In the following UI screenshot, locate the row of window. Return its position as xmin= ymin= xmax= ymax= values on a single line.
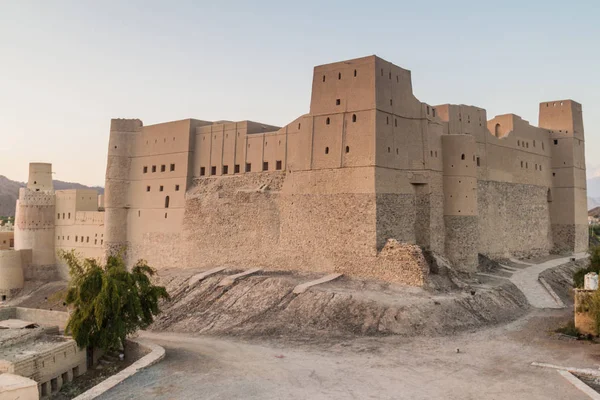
xmin=322 ymin=69 xmax=406 ymax=83
xmin=517 ymin=139 xmax=545 ymax=151
xmin=143 ymin=164 xmax=175 ymax=174
xmin=146 ymin=137 xmax=176 ymax=144
xmin=57 ymin=213 xmax=71 ymax=219
xmin=57 ymin=235 xmax=103 ymax=245
xmin=146 ymin=184 xmax=179 ymax=192
xmin=200 ymin=161 xmax=283 ymax=176
xmin=520 ymin=161 xmax=544 ymax=171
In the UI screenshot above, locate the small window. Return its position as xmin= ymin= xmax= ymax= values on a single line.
xmin=146 ymin=186 xmax=151 ymax=192
xmin=68 ymin=213 xmax=70 ymax=219
xmin=387 ymin=147 xmax=391 ymax=153
xmin=526 ymin=162 xmax=528 ymax=169
xmin=553 ymin=172 xmax=556 ymax=177
xmin=338 ymin=72 xmax=341 ymax=80
xmin=57 ymin=213 xmax=60 ymax=219
xmin=298 ymin=123 xmax=301 ymax=129
xmin=143 ymin=166 xmax=148 ymax=173
xmin=533 ymin=140 xmax=536 ymax=147
xmin=336 ymin=99 xmax=341 ymax=105
xmin=494 ymin=123 xmax=501 ymax=137
xmin=396 ymin=148 xmax=399 ymax=155
xmin=159 ymin=186 xmax=164 ymax=192
xmin=326 ymin=117 xmax=330 ymax=125
xmin=390 ymin=99 xmax=393 ymax=106
xmin=432 ymin=108 xmax=436 ymax=117
xmin=276 ymin=160 xmax=282 ymax=170
xmin=354 ymin=69 xmax=357 ymax=77
xmin=325 ymin=147 xmax=329 ymax=154
xmin=461 ymin=154 xmax=465 ymax=160
xmin=517 ymin=140 xmax=520 ymax=146
xmin=165 ymin=196 xmax=170 ymax=208
xmin=352 ymin=114 xmax=356 ymax=122
xmin=234 ymin=164 xmax=240 ymax=173
xmin=211 ymin=166 xmax=217 ymax=175
xmin=386 ymin=116 xmax=389 ymax=125
xmin=200 ymin=167 xmax=206 ymax=176
xmin=427 ymin=106 xmax=430 ymax=115
xmin=86 ymin=236 xmax=89 ymax=243
xmin=223 ymin=165 xmax=229 ymax=174
xmin=161 ymin=165 xmax=166 ymax=172
xmin=521 ymin=161 xmax=523 ymax=168
xmin=62 ymin=213 xmax=65 ymax=219
xmin=152 ymin=165 xmax=156 ymax=172
xmin=430 ymin=150 xmax=433 ymax=157
xmin=476 ymin=157 xmax=480 ymax=166
xmin=322 ymin=75 xmax=325 ymax=82
xmin=75 ymin=236 xmax=78 ymax=242
xmin=526 ymin=142 xmax=529 ymax=148
xmin=542 ymin=142 xmax=545 ymax=150
xmin=246 ymin=163 xmax=251 ymax=172
xmin=540 ymin=165 xmax=542 ymax=171
xmin=263 ymin=162 xmax=269 ymax=171
xmin=554 ymin=140 xmax=558 ymax=145
xmin=346 ymin=146 xmax=350 ymax=153
xmin=170 ymin=164 xmax=175 ymax=171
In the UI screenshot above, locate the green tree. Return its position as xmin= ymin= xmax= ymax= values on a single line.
xmin=59 ymin=250 xmax=169 ymax=352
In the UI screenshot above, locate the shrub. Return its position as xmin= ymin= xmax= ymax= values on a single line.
xmin=59 ymin=249 xmax=169 ymax=352
xmin=573 ymin=246 xmax=600 ymax=289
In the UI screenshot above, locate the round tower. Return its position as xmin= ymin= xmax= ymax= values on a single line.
xmin=0 ymin=250 xmax=25 ymax=300
xmin=104 ymin=119 xmax=142 ymax=260
xmin=14 ymin=163 xmax=56 ymax=268
xmin=442 ymin=135 xmax=478 ymax=271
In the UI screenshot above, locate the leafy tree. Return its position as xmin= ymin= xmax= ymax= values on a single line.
xmin=59 ymin=250 xmax=169 ymax=351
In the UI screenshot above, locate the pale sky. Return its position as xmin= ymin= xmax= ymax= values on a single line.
xmin=1 ymin=0 xmax=598 ymax=186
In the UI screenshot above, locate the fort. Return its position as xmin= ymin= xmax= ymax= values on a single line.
xmin=0 ymin=55 xmax=589 ymax=291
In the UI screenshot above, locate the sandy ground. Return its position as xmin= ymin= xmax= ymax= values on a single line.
xmin=96 ymin=308 xmax=598 ymax=400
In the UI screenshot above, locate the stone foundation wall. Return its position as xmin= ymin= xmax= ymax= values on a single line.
xmin=478 ymin=181 xmax=553 ymax=258
xmin=552 ymin=223 xmax=589 ymax=254
xmin=126 ymin=170 xmax=432 ymax=286
xmin=444 ymin=215 xmax=479 ymax=272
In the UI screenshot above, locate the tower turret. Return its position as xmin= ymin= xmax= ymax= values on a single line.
xmin=442 ymin=134 xmax=478 ymax=271
xmin=104 ymin=119 xmax=142 ymax=260
xmin=14 ymin=163 xmax=56 ymax=272
xmin=539 ymin=100 xmax=587 ymax=252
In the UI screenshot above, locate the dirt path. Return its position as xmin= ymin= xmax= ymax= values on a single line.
xmin=97 ymin=309 xmax=598 ymax=400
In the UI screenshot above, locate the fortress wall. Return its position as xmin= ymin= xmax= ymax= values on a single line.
xmin=477 ymin=181 xmax=552 ymax=258
xmin=0 ymin=250 xmax=24 ymax=297
xmin=125 ymin=168 xmax=443 ymax=283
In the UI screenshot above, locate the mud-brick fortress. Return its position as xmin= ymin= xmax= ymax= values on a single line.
xmin=0 ymin=163 xmax=105 ymax=299
xmin=0 ymin=55 xmax=588 ymax=290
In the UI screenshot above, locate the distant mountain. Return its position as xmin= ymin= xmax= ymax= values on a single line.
xmin=0 ymin=175 xmax=103 ymax=217
xmin=588 ymin=177 xmax=600 ymax=210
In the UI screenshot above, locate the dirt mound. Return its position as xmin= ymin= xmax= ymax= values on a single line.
xmin=539 ymin=259 xmax=589 ymax=305
xmin=151 ymin=270 xmax=529 ymax=339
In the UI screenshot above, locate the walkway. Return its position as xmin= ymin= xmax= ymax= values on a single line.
xmin=479 ymin=253 xmax=588 ymax=309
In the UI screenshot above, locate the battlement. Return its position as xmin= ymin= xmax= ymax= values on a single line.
xmin=109 ymin=118 xmax=143 ymax=133
xmin=539 ymin=99 xmax=584 ymax=139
